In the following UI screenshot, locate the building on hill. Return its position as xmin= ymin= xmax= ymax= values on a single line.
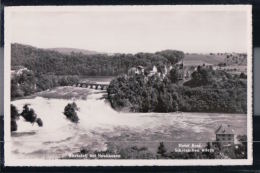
xmin=11 ymin=66 xmax=30 ymax=78
xmin=128 ymin=66 xmax=144 ymax=76
xmin=137 ymin=66 xmax=144 ymax=74
xmin=147 ymin=65 xmax=158 ymax=77
xmin=215 ymin=124 xmax=235 ymax=146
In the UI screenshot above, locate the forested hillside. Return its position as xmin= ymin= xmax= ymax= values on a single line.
xmin=11 ymin=43 xmax=184 ymax=99
xmin=11 ymin=43 xmax=184 ymax=76
xmin=107 ymin=66 xmax=247 ymax=113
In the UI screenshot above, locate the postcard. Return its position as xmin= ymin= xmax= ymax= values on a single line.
xmin=4 ymin=5 xmax=252 ymax=166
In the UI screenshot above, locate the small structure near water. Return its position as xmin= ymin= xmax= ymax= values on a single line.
xmin=128 ymin=66 xmax=145 ymax=76
xmin=215 ymin=124 xmax=235 ymax=146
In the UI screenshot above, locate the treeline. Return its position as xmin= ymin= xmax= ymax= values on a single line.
xmin=11 ymin=43 xmax=184 ymax=76
xmin=107 ymin=66 xmax=247 ymax=113
xmin=11 ymin=69 xmax=79 ymax=99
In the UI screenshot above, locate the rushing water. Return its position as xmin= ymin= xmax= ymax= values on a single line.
xmin=10 ymin=86 xmax=247 ymax=159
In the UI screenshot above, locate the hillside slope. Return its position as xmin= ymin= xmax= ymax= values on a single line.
xmin=11 ymin=43 xmax=184 ymax=76
xmin=184 ymin=54 xmax=226 ymax=66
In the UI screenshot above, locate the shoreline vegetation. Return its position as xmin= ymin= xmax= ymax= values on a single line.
xmin=12 ymin=86 xmax=91 ymax=101
xmin=107 ymin=60 xmax=246 ymax=114
xmin=107 ymin=71 xmax=246 ymax=114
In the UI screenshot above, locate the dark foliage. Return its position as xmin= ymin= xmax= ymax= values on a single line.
xmin=168 ymin=66 xmax=179 ymax=83
xmin=118 ymin=146 xmax=155 ymax=159
xmin=157 ymin=142 xmax=167 ymax=157
xmin=235 ymin=135 xmax=247 ymax=159
xmin=11 ymin=43 xmax=184 ymax=76
xmin=11 ymin=104 xmax=20 ymax=120
xmin=20 ymin=104 xmax=37 ymax=123
xmin=239 ymin=72 xmax=247 ymax=79
xmin=183 ymin=66 xmax=214 ymax=87
xmin=11 ymin=70 xmax=79 ymax=99
xmin=11 ymin=104 xmax=20 ymax=131
xmin=11 ymin=104 xmax=43 ymax=131
xmin=11 ymin=120 xmax=18 ymax=132
xmin=64 ymin=102 xmax=79 ymax=123
xmin=155 ymin=50 xmax=184 ymax=65
xmin=36 ymin=118 xmax=43 ymax=127
xmin=11 ymin=44 xmax=184 ymax=99
xmin=11 ymin=70 xmax=36 ymax=99
xmin=35 ymin=74 xmax=80 ymax=91
xmin=108 ymin=67 xmax=247 ymax=113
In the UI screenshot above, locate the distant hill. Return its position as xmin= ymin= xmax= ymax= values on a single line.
xmin=47 ymin=47 xmax=107 ymax=55
xmin=11 ymin=43 xmax=184 ymax=76
xmin=183 ymin=53 xmax=247 ymax=66
xmin=184 ymin=54 xmax=226 ymax=66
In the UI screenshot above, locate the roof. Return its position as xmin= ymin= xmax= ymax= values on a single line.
xmin=215 ymin=124 xmax=234 ymax=135
xmin=137 ymin=65 xmax=144 ymax=69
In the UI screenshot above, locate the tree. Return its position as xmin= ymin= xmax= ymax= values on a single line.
xmin=235 ymin=135 xmax=247 ymax=159
xmin=21 ymin=104 xmax=37 ymax=123
xmin=184 ymin=66 xmax=214 ymax=87
xmin=11 ymin=119 xmax=18 ymax=132
xmin=64 ymin=102 xmax=79 ymax=123
xmin=155 ymin=50 xmax=184 ymax=65
xmin=11 ymin=104 xmax=19 ymax=131
xmin=169 ymin=67 xmax=179 ymax=83
xmin=12 ymin=104 xmax=43 ymax=131
xmin=11 ymin=104 xmax=19 ymax=120
xmin=239 ymin=72 xmax=247 ymax=79
xmin=205 ymin=142 xmax=215 ymax=159
xmin=20 ymin=104 xmax=43 ymax=127
xmin=36 ymin=118 xmax=43 ymax=127
xmin=18 ymin=70 xmax=36 ymax=96
xmin=157 ymin=142 xmax=167 ymax=157
xmin=11 ymin=77 xmax=24 ymax=98
xmin=12 ymin=43 xmax=184 ymax=77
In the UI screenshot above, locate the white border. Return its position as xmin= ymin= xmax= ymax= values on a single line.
xmin=4 ymin=5 xmax=253 ymax=166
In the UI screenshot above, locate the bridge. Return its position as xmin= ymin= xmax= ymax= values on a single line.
xmin=73 ymin=82 xmax=109 ymax=90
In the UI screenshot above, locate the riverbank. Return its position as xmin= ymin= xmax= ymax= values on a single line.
xmin=12 ymin=86 xmax=92 ymax=101
xmin=107 ymin=69 xmax=247 ymax=113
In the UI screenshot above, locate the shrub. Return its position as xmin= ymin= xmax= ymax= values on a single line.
xmin=20 ymin=104 xmax=43 ymax=126
xmin=11 ymin=104 xmax=43 ymax=131
xmin=107 ymin=66 xmax=246 ymax=113
xmin=64 ymin=102 xmax=79 ymax=123
xmin=157 ymin=142 xmax=167 ymax=157
xmin=11 ymin=104 xmax=20 ymax=132
xmin=36 ymin=118 xmax=43 ymax=127
xmin=21 ymin=105 xmax=37 ymax=123
xmin=11 ymin=119 xmax=18 ymax=132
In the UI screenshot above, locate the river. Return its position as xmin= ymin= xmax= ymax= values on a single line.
xmin=10 ymin=86 xmax=247 ymax=159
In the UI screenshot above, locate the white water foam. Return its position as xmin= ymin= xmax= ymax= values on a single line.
xmin=10 ymin=88 xmax=247 ymax=159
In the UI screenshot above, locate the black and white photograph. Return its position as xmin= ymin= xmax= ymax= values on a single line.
xmin=4 ymin=5 xmax=252 ymax=166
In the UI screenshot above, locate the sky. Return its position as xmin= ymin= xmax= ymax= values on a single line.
xmin=7 ymin=6 xmax=251 ymax=54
